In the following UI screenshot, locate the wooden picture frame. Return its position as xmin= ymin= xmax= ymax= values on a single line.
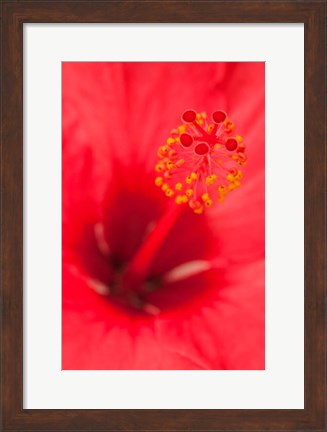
xmin=1 ymin=1 xmax=325 ymax=431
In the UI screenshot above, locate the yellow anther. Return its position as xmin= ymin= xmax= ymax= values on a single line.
xmin=218 ymin=196 xmax=225 ymax=203
xmin=175 ymin=194 xmax=188 ymax=204
xmin=236 ymin=135 xmax=243 ymax=143
xmin=207 ymin=124 xmax=214 ymax=133
xmin=235 ymin=170 xmax=243 ymax=180
xmin=194 ymin=205 xmax=204 ymax=214
xmin=204 ymin=199 xmax=213 ymax=207
xmin=234 ymin=180 xmax=241 ymax=187
xmin=178 ymin=125 xmax=186 ymax=133
xmin=227 ymin=173 xmax=235 ymax=182
xmin=160 ymin=145 xmax=169 ymax=154
xmin=155 ymin=163 xmax=165 ymax=172
xmin=161 ymin=183 xmax=169 ymax=192
xmin=225 ymin=121 xmax=234 ymax=132
xmin=206 ymin=174 xmax=217 ymax=185
xmin=196 ymin=113 xmax=204 ymax=125
xmin=202 ymin=192 xmax=210 ymax=202
xmin=229 ymin=183 xmax=236 ymax=191
xmin=165 ymin=189 xmax=174 ymax=197
xmin=218 ymin=185 xmax=227 ymax=194
xmin=175 ymin=159 xmax=185 ymax=168
xmin=166 ymin=160 xmax=174 ymax=170
xmin=191 ymin=172 xmax=198 ymax=180
xmin=186 ymin=189 xmax=193 ymax=197
xmin=235 ymin=153 xmax=247 ymax=166
xmin=175 ymin=183 xmax=183 ymax=191
xmin=155 ymin=177 xmax=163 ymax=187
xmin=185 ymin=172 xmax=197 ymax=184
xmin=166 ymin=137 xmax=175 ymax=146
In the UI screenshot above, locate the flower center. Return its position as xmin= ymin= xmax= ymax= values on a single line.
xmin=155 ymin=109 xmax=247 ymax=214
xmin=89 ymin=201 xmax=212 ymax=315
xmin=83 ymin=109 xmax=248 ymax=315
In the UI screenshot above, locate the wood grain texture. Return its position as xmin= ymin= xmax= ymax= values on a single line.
xmin=1 ymin=1 xmax=325 ymax=431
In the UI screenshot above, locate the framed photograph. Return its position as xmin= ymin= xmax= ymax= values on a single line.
xmin=1 ymin=1 xmax=325 ymax=431
xmin=61 ymin=60 xmax=265 ymax=372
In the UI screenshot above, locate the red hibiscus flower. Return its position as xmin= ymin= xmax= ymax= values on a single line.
xmin=62 ymin=62 xmax=265 ymax=370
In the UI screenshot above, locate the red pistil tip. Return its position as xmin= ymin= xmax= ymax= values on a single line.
xmin=225 ymin=137 xmax=238 ymax=151
xmin=182 ymin=109 xmax=197 ymax=123
xmin=155 ymin=110 xmax=247 ymax=213
xmin=212 ymin=110 xmax=227 ymax=124
xmin=195 ymin=142 xmax=209 ymax=155
xmin=180 ymin=133 xmax=193 ymax=147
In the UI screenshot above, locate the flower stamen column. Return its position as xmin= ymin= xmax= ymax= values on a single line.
xmin=121 ymin=204 xmax=184 ymax=295
xmin=121 ymin=109 xmax=247 ymax=302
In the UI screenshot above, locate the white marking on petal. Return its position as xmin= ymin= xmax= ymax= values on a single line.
xmin=163 ymin=260 xmax=212 ymax=283
xmin=142 ymin=303 xmax=160 ymax=316
xmin=94 ymin=223 xmax=110 ymax=256
xmin=88 ymin=278 xmax=110 ymax=296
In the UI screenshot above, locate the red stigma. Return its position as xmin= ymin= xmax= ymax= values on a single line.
xmin=225 ymin=138 xmax=238 ymax=151
xmin=195 ymin=142 xmax=209 ymax=155
xmin=212 ymin=110 xmax=227 ymax=124
xmin=182 ymin=109 xmax=197 ymax=123
xmin=180 ymin=133 xmax=193 ymax=147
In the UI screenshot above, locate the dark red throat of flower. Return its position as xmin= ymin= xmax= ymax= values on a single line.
xmin=121 ymin=204 xmax=184 ymax=297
